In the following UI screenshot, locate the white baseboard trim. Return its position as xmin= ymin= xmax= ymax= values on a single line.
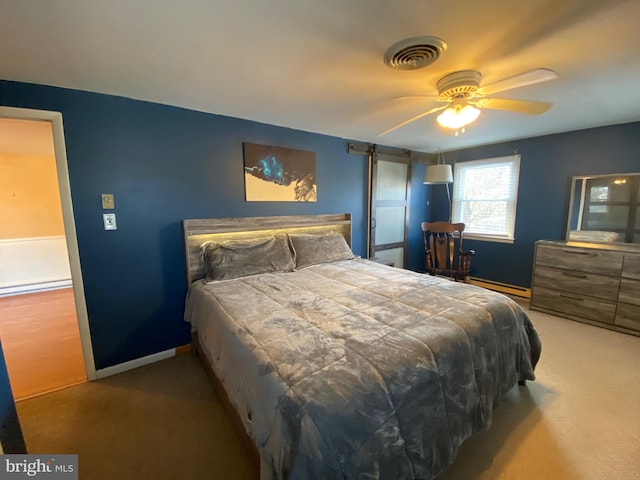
xmin=0 ymin=279 xmax=72 ymax=297
xmin=95 ymin=348 xmax=177 ymax=380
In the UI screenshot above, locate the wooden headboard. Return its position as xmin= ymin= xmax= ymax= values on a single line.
xmin=182 ymin=213 xmax=352 ymax=286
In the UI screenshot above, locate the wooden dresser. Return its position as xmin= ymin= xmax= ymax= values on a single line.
xmin=530 ymin=240 xmax=640 ymax=335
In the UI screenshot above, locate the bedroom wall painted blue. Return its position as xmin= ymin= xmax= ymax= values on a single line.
xmin=428 ymin=122 xmax=640 ymax=287
xmin=0 ymin=80 xmax=370 ymax=369
xmin=407 ymin=161 xmax=431 ymax=271
xmin=3 ymin=79 xmax=637 ymax=368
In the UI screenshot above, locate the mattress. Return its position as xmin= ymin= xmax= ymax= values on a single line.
xmin=184 ymin=258 xmax=541 ymax=479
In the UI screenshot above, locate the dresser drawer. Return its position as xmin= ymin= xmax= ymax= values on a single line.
xmin=535 ymin=244 xmax=623 ymax=276
xmin=531 ymin=287 xmax=617 ymax=324
xmin=619 ymin=278 xmax=640 ymax=306
xmin=615 ymin=303 xmax=640 ymax=331
xmin=622 ymin=254 xmax=640 ymax=280
xmin=533 ymin=265 xmax=620 ymax=300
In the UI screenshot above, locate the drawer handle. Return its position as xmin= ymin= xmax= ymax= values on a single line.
xmin=561 ymin=250 xmax=594 ymax=256
xmin=561 ymin=271 xmax=588 ymax=279
xmin=560 ymin=294 xmax=584 ymax=301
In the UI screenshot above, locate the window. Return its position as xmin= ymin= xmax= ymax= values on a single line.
xmin=451 ymin=155 xmax=520 ymax=243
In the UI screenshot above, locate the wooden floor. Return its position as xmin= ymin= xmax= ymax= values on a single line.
xmin=0 ymin=288 xmax=86 ymax=400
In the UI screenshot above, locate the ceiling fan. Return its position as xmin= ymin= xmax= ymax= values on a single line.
xmin=378 ymin=68 xmax=559 ymax=137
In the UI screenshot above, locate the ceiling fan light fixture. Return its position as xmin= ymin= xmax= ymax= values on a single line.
xmin=436 ymin=102 xmax=481 ymax=130
xmin=379 ymin=67 xmax=556 ymax=138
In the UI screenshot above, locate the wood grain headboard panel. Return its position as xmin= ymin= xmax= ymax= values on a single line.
xmin=182 ymin=213 xmax=352 ymax=286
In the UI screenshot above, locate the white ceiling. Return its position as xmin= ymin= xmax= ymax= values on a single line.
xmin=2 ymin=0 xmax=640 ymax=153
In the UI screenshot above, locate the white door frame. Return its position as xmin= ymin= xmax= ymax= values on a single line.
xmin=0 ymin=106 xmax=96 ymax=380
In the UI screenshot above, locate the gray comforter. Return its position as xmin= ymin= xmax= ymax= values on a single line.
xmin=184 ymin=259 xmax=541 ymax=480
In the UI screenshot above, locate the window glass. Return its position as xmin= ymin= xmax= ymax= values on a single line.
xmin=451 ymin=155 xmax=520 ymax=243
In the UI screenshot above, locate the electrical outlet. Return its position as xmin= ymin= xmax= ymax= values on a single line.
xmin=102 ymin=194 xmax=115 ymax=209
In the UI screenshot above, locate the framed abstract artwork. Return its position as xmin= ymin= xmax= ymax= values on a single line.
xmin=243 ymin=142 xmax=317 ymax=202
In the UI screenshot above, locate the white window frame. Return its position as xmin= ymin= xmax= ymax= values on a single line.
xmin=451 ymin=155 xmax=521 ymax=244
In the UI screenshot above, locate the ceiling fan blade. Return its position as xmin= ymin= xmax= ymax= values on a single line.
xmin=378 ymin=105 xmax=448 ymax=137
xmin=475 ymin=97 xmax=552 ymax=115
xmin=392 ymin=94 xmax=442 ymax=101
xmin=477 ymin=68 xmax=559 ymax=96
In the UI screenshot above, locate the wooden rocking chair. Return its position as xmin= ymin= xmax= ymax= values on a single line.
xmin=421 ymin=221 xmax=475 ymax=281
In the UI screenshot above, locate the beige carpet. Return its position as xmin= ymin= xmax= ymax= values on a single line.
xmin=441 ymin=299 xmax=640 ymax=480
xmin=16 ymin=302 xmax=640 ymax=479
xmin=17 ymin=351 xmax=258 ymax=480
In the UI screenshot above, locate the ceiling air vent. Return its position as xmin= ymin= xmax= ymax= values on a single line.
xmin=384 ymin=36 xmax=447 ymax=71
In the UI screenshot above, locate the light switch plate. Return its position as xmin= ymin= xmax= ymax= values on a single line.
xmin=102 ymin=194 xmax=115 ymax=209
xmin=103 ymin=213 xmax=117 ymax=230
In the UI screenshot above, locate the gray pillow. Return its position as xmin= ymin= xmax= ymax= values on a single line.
xmin=288 ymin=233 xmax=355 ymax=269
xmin=202 ymin=234 xmax=295 ymax=282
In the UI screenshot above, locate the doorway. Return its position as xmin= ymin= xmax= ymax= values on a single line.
xmin=0 ymin=107 xmax=96 ymax=400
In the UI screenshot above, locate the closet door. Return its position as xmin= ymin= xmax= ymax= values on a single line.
xmin=370 ymin=154 xmax=411 ymax=268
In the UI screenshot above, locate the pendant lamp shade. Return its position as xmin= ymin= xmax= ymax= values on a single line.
xmin=423 ymin=164 xmax=453 ymax=184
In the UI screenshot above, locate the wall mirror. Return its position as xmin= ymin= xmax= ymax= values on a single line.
xmin=567 ymin=173 xmax=640 ymax=244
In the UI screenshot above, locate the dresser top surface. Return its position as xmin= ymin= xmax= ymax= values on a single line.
xmin=537 ymin=240 xmax=640 ymax=254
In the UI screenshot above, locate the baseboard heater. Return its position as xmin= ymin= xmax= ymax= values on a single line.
xmin=466 ymin=277 xmax=531 ymax=299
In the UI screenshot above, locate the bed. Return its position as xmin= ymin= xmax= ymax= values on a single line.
xmin=182 ymin=213 xmax=541 ymax=480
